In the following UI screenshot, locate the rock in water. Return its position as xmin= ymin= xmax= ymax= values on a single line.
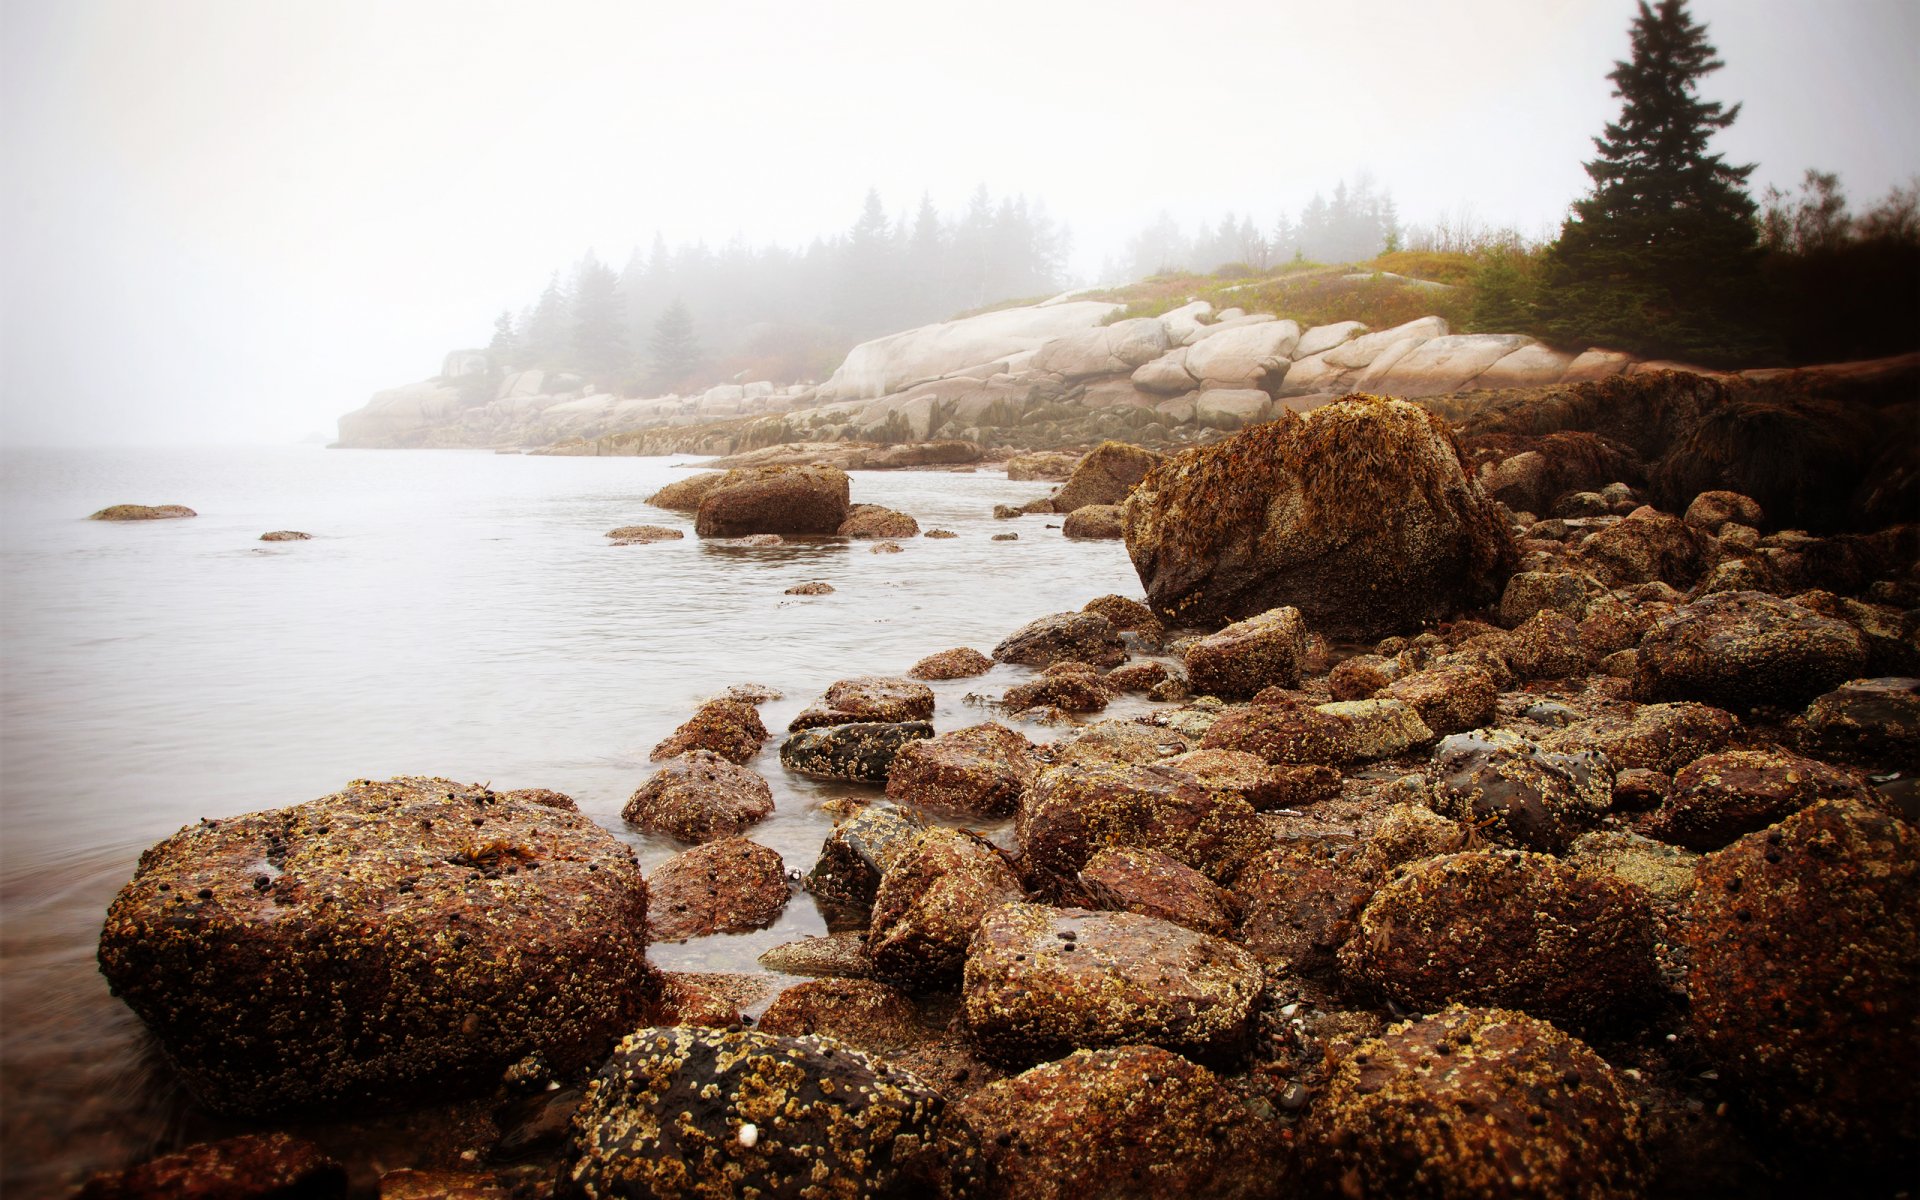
xmin=563 ymin=1027 xmax=942 ymax=1199
xmin=89 ymin=504 xmax=196 ymax=520
xmin=1049 ymin=440 xmax=1161 ymax=513
xmin=779 ymin=721 xmax=933 ymax=783
xmin=1296 ymin=1006 xmax=1648 ymax=1200
xmin=1122 ymin=395 xmax=1515 ymax=638
xmin=96 ymin=777 xmax=649 ymax=1115
xmin=623 ymin=750 xmax=774 ymax=842
xmin=692 ymin=465 xmax=850 ymax=537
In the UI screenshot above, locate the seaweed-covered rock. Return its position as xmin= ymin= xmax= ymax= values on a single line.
xmin=1017 ymin=759 xmax=1269 ymax=886
xmin=1382 ymin=664 xmax=1498 ymax=736
xmin=562 ymin=1027 xmax=941 ymax=1199
xmin=89 ymin=504 xmax=197 ymax=521
xmin=646 ymin=471 xmax=726 ymax=512
xmin=1080 ymin=593 xmax=1158 ymax=632
xmin=884 ymin=723 xmax=1038 ymax=818
xmin=76 ymin=1133 xmax=346 ymax=1200
xmin=962 ymin=904 xmax=1261 ymax=1067
xmin=1796 ymin=676 xmax=1920 ymax=769
xmin=96 ymin=778 xmax=649 ymax=1115
xmin=1685 ymin=800 xmax=1919 ymax=1161
xmin=1545 ymin=701 xmax=1736 ymax=774
xmin=907 ymin=647 xmax=993 ymax=680
xmin=1076 ymin=846 xmax=1238 ymax=936
xmin=1576 ymin=506 xmax=1712 ymax=588
xmin=1182 ymin=606 xmax=1307 ymax=699
xmin=940 ymin=1046 xmax=1272 ymax=1200
xmin=992 ymin=612 xmax=1127 ymax=669
xmin=1340 ymin=850 xmax=1658 ymax=1029
xmin=622 ymin=750 xmax=773 ymax=843
xmin=692 ymin=465 xmax=851 ymax=537
xmin=1006 ymin=450 xmax=1080 ymax=481
xmin=779 ymin=721 xmax=933 ymax=783
xmin=755 ymin=978 xmax=922 ymax=1054
xmin=837 ymin=503 xmax=919 ymax=539
xmin=1426 ymin=729 xmax=1613 ymax=853
xmin=1122 ymin=396 xmax=1516 ymax=638
xmin=1060 ymin=504 xmax=1124 ymax=539
xmin=1646 ymin=747 xmax=1871 ymax=851
xmin=1498 ymin=569 xmax=1590 ymax=627
xmin=1296 ymin=1006 xmax=1648 ymax=1200
xmin=649 ymin=698 xmax=769 ymax=765
xmin=1002 ymin=672 xmax=1111 ymax=714
xmin=1634 ymin=590 xmax=1868 ymax=711
xmin=1197 ymin=700 xmax=1352 ymax=766
xmin=1050 ymin=441 xmax=1161 ymax=513
xmin=646 ymin=838 xmax=787 ymax=941
xmin=1233 ymin=843 xmax=1374 ymax=976
xmin=869 ymin=828 xmax=1024 ymax=992
xmin=789 ymin=676 xmax=935 ymax=732
xmin=804 ymin=803 xmax=927 ymax=912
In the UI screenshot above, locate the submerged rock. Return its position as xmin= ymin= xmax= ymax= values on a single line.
xmin=962 ymin=903 xmax=1261 ymax=1067
xmin=906 ymin=646 xmax=993 ymax=680
xmin=96 ymin=777 xmax=649 ymax=1115
xmin=649 ymin=698 xmax=769 ymax=766
xmin=1122 ymin=395 xmax=1515 ymax=638
xmin=606 ymin=525 xmax=682 ymax=545
xmin=1296 ymin=1006 xmax=1648 ymax=1200
xmin=563 ymin=1027 xmax=942 ymax=1200
xmin=89 ymin=504 xmax=197 ymax=521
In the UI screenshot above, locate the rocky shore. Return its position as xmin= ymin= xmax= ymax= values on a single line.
xmin=94 ymin=389 xmax=1918 ymax=1196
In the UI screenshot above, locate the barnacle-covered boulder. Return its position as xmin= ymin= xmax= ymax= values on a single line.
xmin=1426 ymin=728 xmax=1613 ymax=853
xmin=563 ymin=1027 xmax=942 ymax=1199
xmin=622 ymin=750 xmax=773 ymax=843
xmin=1296 ymin=1006 xmax=1648 ymax=1200
xmin=992 ymin=612 xmax=1127 ymax=669
xmin=907 ymin=646 xmax=993 ymax=680
xmin=1645 ymin=747 xmax=1871 ymax=851
xmin=645 ymin=838 xmax=787 ymax=941
xmin=96 ymin=777 xmax=649 ymax=1116
xmin=1049 ymin=440 xmax=1162 ymax=513
xmin=1181 ymin=606 xmax=1307 ymax=699
xmin=692 ymin=465 xmax=851 ymax=537
xmin=1122 ymin=396 xmax=1516 ymax=638
xmin=868 ymin=827 xmax=1024 ymax=992
xmin=1633 ymin=590 xmax=1868 ymax=711
xmin=649 ymin=698 xmax=769 ymax=765
xmin=803 ymin=801 xmax=928 ymax=914
xmin=779 ymin=721 xmax=933 ymax=783
xmin=885 ymin=722 xmax=1039 ymax=818
xmin=788 ymin=676 xmax=935 ymax=731
xmin=1016 ymin=759 xmax=1269 ymax=886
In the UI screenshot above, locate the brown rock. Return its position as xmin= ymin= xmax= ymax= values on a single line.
xmin=755 ymin=978 xmax=922 ymax=1053
xmin=869 ymin=827 xmax=1024 ymax=992
xmin=1122 ymin=395 xmax=1516 ymax=638
xmin=1576 ymin=506 xmax=1712 ymax=588
xmin=95 ymin=778 xmax=648 ymax=1115
xmin=1685 ymin=800 xmax=1919 ymax=1162
xmin=1498 ymin=569 xmax=1591 ymax=627
xmin=1683 ymin=489 xmax=1764 ymax=532
xmin=1050 ymin=440 xmax=1161 ymax=512
xmin=1426 ymin=728 xmax=1614 ymax=853
xmin=1502 ymin=609 xmax=1588 ymax=679
xmin=1382 ymin=664 xmax=1498 ymax=735
xmin=991 ymin=611 xmax=1126 ymax=669
xmin=1002 ymin=672 xmax=1110 ymax=714
xmin=1328 ymin=652 xmax=1403 ymax=700
xmin=1297 ymin=1006 xmax=1648 ymax=1200
xmin=1634 ymin=590 xmax=1869 ymax=711
xmin=941 ymin=1046 xmax=1273 ymax=1200
xmin=1004 ymin=450 xmax=1080 ymax=481
xmin=1647 ymin=747 xmax=1871 ymax=850
xmin=1076 ymin=846 xmax=1238 ymax=936
xmin=606 ymin=525 xmax=683 ymax=545
xmin=1356 ymin=802 xmax=1465 ymax=876
xmin=1233 ymin=842 xmax=1374 ymax=976
xmin=783 ymin=580 xmax=833 ymax=595
xmin=1340 ymin=850 xmax=1659 ymax=1029
xmin=837 ymin=503 xmax=920 ymax=539
xmin=76 ymin=1133 xmax=346 ymax=1200
xmin=788 ymin=676 xmax=935 ymax=731
xmin=778 ymin=721 xmax=934 ymax=783
xmin=1182 ymin=606 xmax=1307 ymax=700
xmin=649 ymin=698 xmax=769 ymax=765
xmin=1197 ymin=700 xmax=1352 ymax=766
xmin=906 ymin=646 xmax=993 ymax=680
xmin=646 ymin=471 xmax=726 ymax=512
xmin=646 ymin=837 xmax=787 ymax=941
xmin=1060 ymin=504 xmax=1124 ymax=539
xmin=499 ymin=787 xmax=577 ymax=811
xmin=885 ymin=723 xmax=1038 ymax=818
xmin=1545 ymin=701 xmax=1737 ymax=774
xmin=1049 ymin=719 xmax=1191 ymax=767
xmin=89 ymin=504 xmax=197 ymax=521
xmin=1079 ymin=593 xmax=1158 ymax=632
xmin=1017 ymin=759 xmax=1270 ymax=886
xmin=1156 ymin=747 xmax=1330 ymax=812
xmin=1797 ymin=676 xmax=1920 ymax=769
xmin=1103 ymin=660 xmax=1171 ymax=692
xmin=962 ymin=904 xmax=1262 ymax=1067
xmin=693 ymin=465 xmax=851 ymax=537
xmin=757 ymin=931 xmax=873 ymax=979
xmin=622 ymin=750 xmax=774 ymax=843
xmin=259 ymin=530 xmax=313 ymax=542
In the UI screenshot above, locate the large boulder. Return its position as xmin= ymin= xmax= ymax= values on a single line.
xmin=885 ymin=722 xmax=1038 ymax=818
xmin=1633 ymin=590 xmax=1869 ymax=711
xmin=821 ymin=300 xmax=1122 ymax=399
xmin=992 ymin=612 xmax=1126 ymax=669
xmin=1049 ymin=441 xmax=1162 ymax=513
xmin=962 ymin=904 xmax=1262 ymax=1067
xmin=96 ymin=778 xmax=649 ymax=1115
xmin=1426 ymin=728 xmax=1613 ymax=853
xmin=647 ymin=471 xmax=727 ymax=512
xmin=1645 ymin=747 xmax=1871 ymax=851
xmin=622 ymin=750 xmax=773 ymax=842
xmin=645 ymin=837 xmax=787 ymax=941
xmin=693 ymin=466 xmax=851 ymax=537
xmin=1182 ymin=320 xmax=1300 ymax=388
xmin=939 ymin=1046 xmax=1273 ymax=1200
xmin=1123 ymin=396 xmax=1515 ymax=638
xmin=1029 ymin=318 xmax=1171 ymax=379
xmin=1362 ymin=333 xmax=1538 ymax=397
xmin=868 ymin=827 xmax=1024 ymax=992
xmin=1296 ymin=1006 xmax=1648 ymax=1200
xmin=1685 ymin=800 xmax=1918 ymax=1162
xmin=563 ymin=1027 xmax=943 ymax=1198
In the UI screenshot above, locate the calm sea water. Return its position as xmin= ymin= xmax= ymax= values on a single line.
xmin=0 ymin=445 xmax=1146 ymax=1195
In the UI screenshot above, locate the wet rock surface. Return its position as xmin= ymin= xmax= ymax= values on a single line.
xmin=96 ymin=777 xmax=650 ymax=1115
xmin=754 ymin=978 xmax=923 ymax=1054
xmin=1060 ymin=504 xmax=1124 ymax=539
xmin=1075 ymin=845 xmax=1239 ymax=936
xmin=562 ymin=1027 xmax=942 ymax=1200
xmin=1296 ymin=1006 xmax=1649 ymax=1200
xmin=1381 ymin=663 xmax=1498 ymax=735
xmin=645 ymin=837 xmax=787 ymax=941
xmin=906 ymin=646 xmax=992 ymax=680
xmin=868 ymin=827 xmax=1024 ymax=993
xmin=1633 ymin=589 xmax=1869 ymax=711
xmin=779 ymin=720 xmax=933 ymax=783
xmin=1341 ymin=850 xmax=1658 ymax=1029
xmin=963 ymin=904 xmax=1262 ymax=1067
xmin=1426 ymin=728 xmax=1613 ymax=852
xmin=884 ymin=722 xmax=1037 ymax=818
xmin=692 ymin=465 xmax=851 ymax=537
xmin=1684 ymin=799 xmax=1919 ymax=1162
xmin=1544 ymin=700 xmax=1735 ymax=773
xmin=1796 ymin=675 xmax=1920 ymax=768
xmin=788 ymin=676 xmax=935 ymax=731
xmin=940 ymin=1045 xmax=1275 ymax=1200
xmin=76 ymin=1133 xmax=346 ymax=1200
xmin=648 ymin=698 xmax=769 ymax=765
xmin=621 ymin=750 xmax=773 ymax=843
xmin=605 ymin=525 xmax=682 ymax=545
xmin=991 ymin=611 xmax=1127 ymax=669
xmin=836 ymin=503 xmax=920 ymax=539
xmin=1182 ymin=606 xmax=1306 ymax=699
xmin=1645 ymin=747 xmax=1870 ymax=850
xmin=89 ymin=504 xmax=197 ymax=520
xmin=1233 ymin=842 xmax=1373 ymax=977
xmin=1017 ymin=758 xmax=1270 ymax=886
xmin=803 ymin=801 xmax=928 ymax=915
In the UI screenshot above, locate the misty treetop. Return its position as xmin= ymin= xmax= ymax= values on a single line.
xmin=479 ymin=185 xmax=1070 ymax=395
xmin=1112 ymin=175 xmax=1403 ymax=280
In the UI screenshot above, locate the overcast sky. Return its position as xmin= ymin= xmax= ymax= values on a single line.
xmin=3 ymin=0 xmax=1916 ymax=446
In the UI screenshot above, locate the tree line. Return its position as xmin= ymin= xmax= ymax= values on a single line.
xmin=1110 ymin=175 xmax=1404 ymax=282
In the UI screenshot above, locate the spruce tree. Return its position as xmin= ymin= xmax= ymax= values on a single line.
xmin=1537 ymin=0 xmax=1761 ymax=363
xmin=647 ymin=300 xmax=702 ymax=393
xmin=570 ymin=252 xmax=630 ymax=384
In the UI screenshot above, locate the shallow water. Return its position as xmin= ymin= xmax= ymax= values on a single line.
xmin=0 ymin=445 xmax=1146 ymax=1194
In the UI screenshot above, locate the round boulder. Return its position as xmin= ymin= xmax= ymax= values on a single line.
xmin=622 ymin=751 xmax=773 ymax=843
xmin=885 ymin=722 xmax=1038 ymax=818
xmin=649 ymin=699 xmax=768 ymax=765
xmin=1060 ymin=504 xmax=1124 ymax=539
xmin=837 ymin=503 xmax=920 ymax=539
xmin=1645 ymin=747 xmax=1871 ymax=851
xmin=645 ymin=838 xmax=787 ymax=941
xmin=992 ymin=612 xmax=1127 ymax=669
xmin=693 ymin=465 xmax=851 ymax=538
xmin=789 ymin=676 xmax=935 ymax=731
xmin=1017 ymin=759 xmax=1269 ymax=886
xmin=1427 ymin=728 xmax=1613 ymax=853
xmin=96 ymin=777 xmax=649 ymax=1115
xmin=907 ymin=647 xmax=992 ymax=680
xmin=778 ymin=721 xmax=933 ymax=783
xmin=1049 ymin=441 xmax=1161 ymax=513
xmin=1633 ymin=590 xmax=1869 ymax=712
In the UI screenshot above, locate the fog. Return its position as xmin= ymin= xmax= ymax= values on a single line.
xmin=3 ymin=0 xmax=1915 ymax=447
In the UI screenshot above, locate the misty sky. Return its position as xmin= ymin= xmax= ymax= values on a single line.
xmin=3 ymin=0 xmax=1916 ymax=446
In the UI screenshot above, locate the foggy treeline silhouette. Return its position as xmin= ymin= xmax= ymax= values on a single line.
xmin=1111 ymin=175 xmax=1403 ymax=281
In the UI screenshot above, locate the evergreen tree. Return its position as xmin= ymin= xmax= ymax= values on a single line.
xmin=1536 ymin=0 xmax=1761 ymax=362
xmin=487 ymin=310 xmax=521 ymax=370
xmin=570 ymin=251 xmax=630 ymax=384
xmin=648 ymin=299 xmax=702 ymax=392
xmin=524 ymin=273 xmax=570 ymax=369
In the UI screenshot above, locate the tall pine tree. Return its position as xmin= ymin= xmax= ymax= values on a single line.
xmin=570 ymin=252 xmax=630 ymax=384
xmin=647 ymin=300 xmax=702 ymax=393
xmin=1537 ymin=0 xmax=1761 ymax=363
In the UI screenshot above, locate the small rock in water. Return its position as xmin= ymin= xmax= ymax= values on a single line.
xmin=870 ymin=541 xmax=904 ymax=554
xmin=259 ymin=530 xmax=312 ymax=542
xmin=89 ymin=504 xmax=196 ymax=521
xmin=784 ymin=580 xmax=834 ymax=595
xmin=924 ymin=529 xmax=958 ymax=538
xmin=992 ymin=532 xmax=1018 ymax=541
xmin=606 ymin=525 xmax=683 ymax=545
xmin=907 ymin=647 xmax=993 ymax=681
